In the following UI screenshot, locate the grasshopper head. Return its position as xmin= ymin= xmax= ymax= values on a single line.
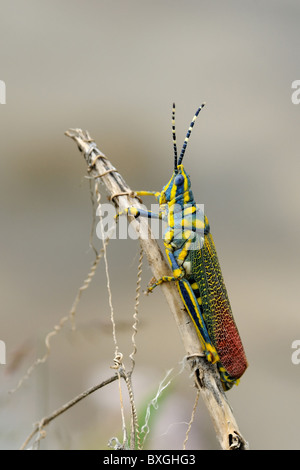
xmin=159 ymin=164 xmax=191 ymax=205
xmin=159 ymin=103 xmax=205 ymax=206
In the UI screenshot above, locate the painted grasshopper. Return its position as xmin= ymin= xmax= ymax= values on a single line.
xmin=119 ymin=104 xmax=247 ymax=390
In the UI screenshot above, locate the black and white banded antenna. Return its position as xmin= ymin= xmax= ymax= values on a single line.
xmin=177 ymin=103 xmax=206 ymax=166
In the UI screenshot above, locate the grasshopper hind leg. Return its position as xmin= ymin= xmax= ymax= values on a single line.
xmin=177 ymin=279 xmax=219 ymax=364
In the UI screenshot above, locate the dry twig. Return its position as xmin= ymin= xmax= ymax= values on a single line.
xmin=20 ymin=374 xmax=119 ymax=450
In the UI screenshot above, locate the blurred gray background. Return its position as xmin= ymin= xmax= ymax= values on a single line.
xmin=0 ymin=0 xmax=299 ymax=450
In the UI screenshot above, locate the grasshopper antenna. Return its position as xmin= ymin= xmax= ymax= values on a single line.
xmin=178 ymin=103 xmax=206 ymax=166
xmin=172 ymin=103 xmax=178 ymax=173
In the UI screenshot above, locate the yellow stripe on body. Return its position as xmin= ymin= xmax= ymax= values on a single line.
xmin=183 ymin=206 xmax=196 ymax=216
xmin=193 ymin=219 xmax=205 ymax=230
xmin=175 ymin=165 xmax=190 ymax=204
xmin=177 ymin=237 xmax=192 ymax=263
xmin=159 ymin=174 xmax=174 ymax=205
xmin=182 ymin=230 xmax=191 ymax=240
xmin=170 ymin=177 xmax=177 ymax=201
xmin=168 ymin=211 xmax=174 ymax=236
xmin=164 ymin=229 xmax=174 ymax=244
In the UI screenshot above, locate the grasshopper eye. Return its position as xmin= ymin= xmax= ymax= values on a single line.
xmin=175 ymin=174 xmax=184 ymax=186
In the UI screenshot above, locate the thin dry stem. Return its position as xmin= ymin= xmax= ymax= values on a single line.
xmin=20 ymin=374 xmax=119 ymax=450
xmin=183 ymin=389 xmax=200 ymax=449
xmin=129 ymin=245 xmax=143 ymax=373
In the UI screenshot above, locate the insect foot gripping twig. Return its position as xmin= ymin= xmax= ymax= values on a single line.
xmin=65 ymin=128 xmax=249 ymax=450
